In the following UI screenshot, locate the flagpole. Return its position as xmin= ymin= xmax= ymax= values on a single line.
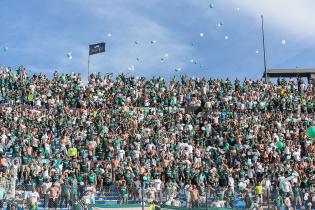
xmin=87 ymin=42 xmax=105 ymax=82
xmin=88 ymin=55 xmax=90 ymax=82
xmin=261 ymin=15 xmax=268 ymax=83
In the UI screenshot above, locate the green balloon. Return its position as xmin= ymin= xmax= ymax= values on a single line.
xmin=276 ymin=141 xmax=285 ymax=149
xmin=3 ymin=47 xmax=8 ymax=52
xmin=209 ymin=3 xmax=214 ymax=8
xmin=306 ymin=126 xmax=315 ymax=138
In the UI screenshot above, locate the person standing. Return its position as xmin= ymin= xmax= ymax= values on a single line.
xmin=153 ymin=176 xmax=162 ymax=202
xmin=191 ymin=185 xmax=200 ymax=208
xmin=292 ymin=182 xmax=302 ymax=210
xmin=48 ymin=183 xmax=60 ymax=210
xmin=255 ymin=182 xmax=263 ymax=205
xmin=59 ymin=179 xmax=70 ymax=209
xmin=27 ymin=186 xmax=40 ymax=210
xmin=274 ymin=191 xmax=283 ymax=210
xmin=0 ymin=183 xmax=5 ymax=210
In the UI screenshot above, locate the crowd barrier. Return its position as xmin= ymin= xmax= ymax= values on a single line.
xmin=90 ymin=204 xmax=234 ymax=210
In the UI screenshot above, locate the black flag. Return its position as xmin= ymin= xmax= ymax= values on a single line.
xmin=89 ymin=42 xmax=105 ymax=55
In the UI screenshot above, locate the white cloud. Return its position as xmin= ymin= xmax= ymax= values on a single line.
xmin=224 ymin=0 xmax=315 ymax=40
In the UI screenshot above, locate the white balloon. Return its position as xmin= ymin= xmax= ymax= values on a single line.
xmin=128 ymin=65 xmax=135 ymax=71
xmin=175 ymin=67 xmax=182 ymax=72
xmin=164 ymin=53 xmax=169 ymax=57
xmin=282 ymin=40 xmax=286 ymax=44
xmin=225 ymin=36 xmax=229 ymax=40
xmin=107 ymin=33 xmax=112 ymax=37
xmin=200 ymin=33 xmax=204 ymax=37
xmin=190 ymin=59 xmax=194 ymax=63
xmin=236 ymin=8 xmax=240 ymax=11
xmin=256 ymin=50 xmax=259 ymax=54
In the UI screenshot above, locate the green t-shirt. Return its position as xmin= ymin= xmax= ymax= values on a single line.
xmin=274 ymin=195 xmax=282 ymax=207
xmin=120 ymin=185 xmax=128 ymax=198
xmin=77 ymin=176 xmax=84 ymax=184
xmin=13 ymin=144 xmax=20 ymax=154
xmin=113 ymin=139 xmax=121 ymax=150
xmin=80 ymin=162 xmax=88 ymax=173
xmin=61 ymin=183 xmax=69 ymax=195
xmin=0 ymin=188 xmax=5 ymax=200
xmin=88 ymin=173 xmax=96 ymax=184
xmin=37 ymin=176 xmax=44 ymax=185
xmin=293 ymin=186 xmax=300 ymax=196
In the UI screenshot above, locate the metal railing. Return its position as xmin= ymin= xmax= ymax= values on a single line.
xmin=0 ymin=181 xmax=313 ymax=209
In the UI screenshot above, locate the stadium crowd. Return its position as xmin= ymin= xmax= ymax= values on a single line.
xmin=0 ymin=65 xmax=314 ymax=209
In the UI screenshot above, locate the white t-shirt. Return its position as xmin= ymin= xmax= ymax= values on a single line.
xmin=118 ymin=150 xmax=125 ymax=160
xmin=146 ymin=143 xmax=155 ymax=152
xmin=228 ymin=177 xmax=234 ymax=187
xmin=42 ymin=182 xmax=52 ymax=194
xmin=283 ymin=181 xmax=291 ymax=193
xmin=36 ymin=99 xmax=41 ymax=107
xmin=153 ymin=179 xmax=162 ymax=191
xmin=133 ymin=150 xmax=141 ymax=159
xmin=28 ymin=192 xmax=40 ymax=203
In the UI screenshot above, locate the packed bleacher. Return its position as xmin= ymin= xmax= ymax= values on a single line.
xmin=0 ymin=65 xmax=314 ymax=209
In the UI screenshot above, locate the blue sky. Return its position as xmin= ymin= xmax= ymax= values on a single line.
xmin=1 ymin=0 xmax=315 ymax=80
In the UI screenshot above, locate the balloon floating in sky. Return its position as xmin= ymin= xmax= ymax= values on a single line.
xmin=136 ymin=57 xmax=140 ymax=61
xmin=209 ymin=3 xmax=214 ymax=8
xmin=3 ymin=47 xmax=8 ymax=52
xmin=128 ymin=65 xmax=135 ymax=71
xmin=306 ymin=126 xmax=315 ymax=138
xmin=256 ymin=50 xmax=259 ymax=54
xmin=200 ymin=65 xmax=203 ymax=68
xmin=236 ymin=8 xmax=240 ymax=11
xmin=164 ymin=53 xmax=169 ymax=57
xmin=225 ymin=36 xmax=229 ymax=40
xmin=150 ymin=40 xmax=157 ymax=44
xmin=191 ymin=42 xmax=196 ymax=46
xmin=107 ymin=33 xmax=112 ymax=37
xmin=134 ymin=41 xmax=138 ymax=45
xmin=282 ymin=40 xmax=286 ymax=45
xmin=175 ymin=68 xmax=181 ymax=72
xmin=66 ymin=52 xmax=72 ymax=60
xmin=190 ymin=59 xmax=194 ymax=63
xmin=217 ymin=22 xmax=223 ymax=27
xmin=161 ymin=58 xmax=165 ymax=63
xmin=200 ymin=33 xmax=204 ymax=37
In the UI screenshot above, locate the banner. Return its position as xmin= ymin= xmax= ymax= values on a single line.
xmin=89 ymin=42 xmax=106 ymax=55
xmin=93 ymin=208 xmax=148 ymax=210
xmin=91 ymin=204 xmax=147 ymax=210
